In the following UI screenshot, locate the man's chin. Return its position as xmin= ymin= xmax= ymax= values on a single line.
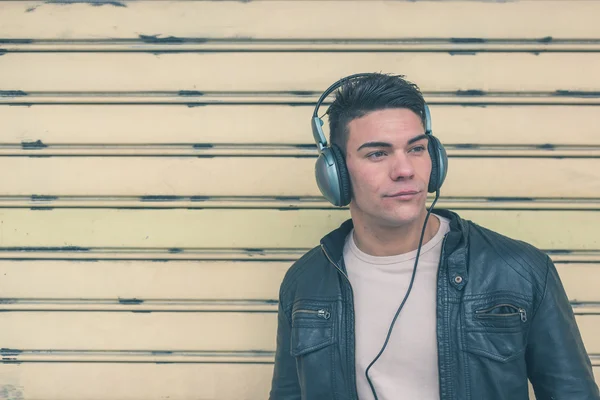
xmin=372 ymin=209 xmax=425 ymax=228
xmin=350 ymin=201 xmax=427 ymax=227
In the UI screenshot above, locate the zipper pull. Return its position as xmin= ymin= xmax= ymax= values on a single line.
xmin=318 ymin=309 xmax=331 ymax=320
xmin=519 ymin=308 xmax=527 ymax=322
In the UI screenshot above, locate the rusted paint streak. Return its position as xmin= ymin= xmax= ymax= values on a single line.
xmin=179 ymin=90 xmax=204 ymax=97
xmin=456 ymin=90 xmax=486 ymax=96
xmin=450 ymin=38 xmax=486 ymax=44
xmin=546 ymin=250 xmax=572 ymax=255
xmin=118 ymin=298 xmax=143 ymax=305
xmin=151 ymin=350 xmax=173 ymax=355
xmin=449 ymin=51 xmax=477 ymax=56
xmin=537 ymin=143 xmax=555 ymax=150
xmin=554 ymin=90 xmax=600 ymax=98
xmin=0 ymin=91 xmax=28 ymax=97
xmin=140 ymin=195 xmax=183 ymax=202
xmin=0 ymin=246 xmax=90 ymax=252
xmin=0 ymin=39 xmax=33 ymax=44
xmin=487 ymin=197 xmax=535 ymax=202
xmin=22 ymin=140 xmax=47 ymax=149
xmin=31 ymin=195 xmax=58 ymax=202
xmin=245 ymin=248 xmax=266 ymax=256
xmin=0 ymin=348 xmax=22 ymax=356
xmin=288 ymin=91 xmax=313 ymax=96
xmin=45 ymin=0 xmax=126 ymax=7
xmin=295 ymin=144 xmax=315 ymax=149
xmin=275 ymin=196 xmax=301 ymax=201
xmin=139 ymin=34 xmax=186 ymax=44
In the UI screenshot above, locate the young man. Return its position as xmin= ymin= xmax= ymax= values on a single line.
xmin=269 ymin=73 xmax=599 ymax=400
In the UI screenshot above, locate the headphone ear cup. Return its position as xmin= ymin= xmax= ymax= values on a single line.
xmin=331 ymin=144 xmax=352 ymax=206
xmin=314 ymin=145 xmax=351 ymax=207
xmin=427 ymin=135 xmax=448 ymax=193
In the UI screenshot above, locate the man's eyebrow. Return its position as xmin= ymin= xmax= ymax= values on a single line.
xmin=407 ymin=134 xmax=429 ymax=145
xmin=356 ymin=141 xmax=393 ymax=152
xmin=356 ymin=134 xmax=428 ymax=152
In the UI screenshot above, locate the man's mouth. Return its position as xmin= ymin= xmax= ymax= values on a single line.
xmin=386 ymin=190 xmax=421 ymax=199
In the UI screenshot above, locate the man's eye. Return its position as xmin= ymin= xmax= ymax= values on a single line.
xmin=410 ymin=145 xmax=426 ymax=153
xmin=367 ymin=151 xmax=387 ymax=159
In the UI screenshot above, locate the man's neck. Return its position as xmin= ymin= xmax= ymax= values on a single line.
xmin=350 ymin=211 xmax=441 ymax=257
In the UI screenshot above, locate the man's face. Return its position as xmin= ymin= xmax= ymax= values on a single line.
xmin=345 ymin=108 xmax=432 ymax=228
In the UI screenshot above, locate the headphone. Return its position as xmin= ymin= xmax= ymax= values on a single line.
xmin=311 ymin=72 xmax=448 ymax=206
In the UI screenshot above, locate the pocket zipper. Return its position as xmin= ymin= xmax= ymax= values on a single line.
xmin=475 ymin=303 xmax=527 ymax=322
xmin=292 ymin=308 xmax=331 ymax=320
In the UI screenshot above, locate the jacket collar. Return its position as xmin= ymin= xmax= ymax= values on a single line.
xmin=320 ymin=208 xmax=469 ymax=271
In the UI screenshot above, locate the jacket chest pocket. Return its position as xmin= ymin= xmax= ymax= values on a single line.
xmin=290 ymin=302 xmax=336 ymax=357
xmin=289 ymin=301 xmax=338 ymax=399
xmin=475 ymin=303 xmax=528 ymax=327
xmin=462 ymin=294 xmax=531 ymax=363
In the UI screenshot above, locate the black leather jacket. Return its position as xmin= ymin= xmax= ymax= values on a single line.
xmin=269 ymin=209 xmax=600 ymax=400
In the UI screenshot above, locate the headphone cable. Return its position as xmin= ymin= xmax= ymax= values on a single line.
xmin=365 ymin=190 xmax=441 ymax=400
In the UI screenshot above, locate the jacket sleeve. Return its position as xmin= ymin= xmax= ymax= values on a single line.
xmin=269 ymin=292 xmax=301 ymax=400
xmin=526 ymin=257 xmax=600 ymax=399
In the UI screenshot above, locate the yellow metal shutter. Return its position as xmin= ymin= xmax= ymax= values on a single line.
xmin=1 ymin=1 xmax=598 ymax=398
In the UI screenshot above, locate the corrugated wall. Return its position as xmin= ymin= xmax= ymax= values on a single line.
xmin=0 ymin=1 xmax=599 ymax=398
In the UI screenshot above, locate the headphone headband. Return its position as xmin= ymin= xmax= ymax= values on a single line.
xmin=311 ymin=73 xmax=377 ymax=149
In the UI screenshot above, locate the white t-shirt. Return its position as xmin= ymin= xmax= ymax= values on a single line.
xmin=343 ymin=214 xmax=451 ymax=400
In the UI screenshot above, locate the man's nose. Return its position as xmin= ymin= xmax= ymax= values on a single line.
xmin=390 ymin=152 xmax=415 ymax=181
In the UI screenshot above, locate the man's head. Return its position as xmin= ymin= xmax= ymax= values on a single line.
xmin=325 ymin=73 xmax=433 ymax=228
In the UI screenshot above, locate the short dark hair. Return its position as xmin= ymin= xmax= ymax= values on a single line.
xmin=326 ymin=73 xmax=427 ymax=154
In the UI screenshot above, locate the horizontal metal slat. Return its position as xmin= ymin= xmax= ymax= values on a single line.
xmin=0 ymin=209 xmax=598 ymax=250
xmin=0 ymin=248 xmax=596 ymax=263
xmin=0 ymin=261 xmax=597 ymax=302
xmin=3 ymin=39 xmax=600 ymax=52
xmin=2 ymin=196 xmax=600 ymax=211
xmin=2 ymin=104 xmax=600 ymax=146
xmin=0 ymin=363 xmax=596 ymax=400
xmin=2 ymin=92 xmax=600 ymax=105
xmin=0 ymin=349 xmax=274 ymax=364
xmin=3 ymin=1 xmax=600 ymax=39
xmin=0 ymin=157 xmax=597 ymax=199
xmin=0 ymin=299 xmax=280 ymax=312
xmin=3 ymin=144 xmax=600 ymax=157
xmin=0 ymin=312 xmax=277 ymax=351
xmin=2 ymin=53 xmax=600 ymax=92
xmin=0 ymin=312 xmax=598 ymax=353
xmin=0 ymin=363 xmax=274 ymax=399
xmin=1 ymin=350 xmax=599 ymax=366
xmin=0 ymin=300 xmax=598 ymax=314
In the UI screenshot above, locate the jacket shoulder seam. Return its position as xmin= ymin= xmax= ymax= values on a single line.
xmin=279 ymin=246 xmax=323 ymax=301
xmin=468 ymin=221 xmax=547 ymax=296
